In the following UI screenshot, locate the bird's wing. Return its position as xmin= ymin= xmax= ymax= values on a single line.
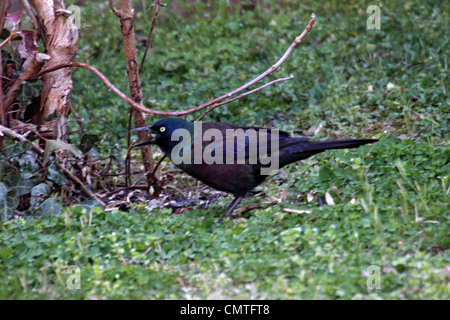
xmin=198 ymin=122 xmax=308 ymax=164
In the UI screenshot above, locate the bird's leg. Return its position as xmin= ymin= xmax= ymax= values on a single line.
xmin=219 ymin=195 xmax=243 ymax=222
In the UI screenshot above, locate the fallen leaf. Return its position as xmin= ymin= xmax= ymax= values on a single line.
xmin=325 ymin=192 xmax=335 ymax=206
xmin=282 ymin=208 xmax=312 ymax=214
xmin=307 ymin=190 xmax=315 ymax=202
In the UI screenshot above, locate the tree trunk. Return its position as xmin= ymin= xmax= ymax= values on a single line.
xmin=31 ymin=0 xmax=79 ymax=140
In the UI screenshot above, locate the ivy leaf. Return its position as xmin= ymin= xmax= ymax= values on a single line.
xmin=43 ymin=139 xmax=83 ymax=164
xmin=82 ymin=198 xmax=103 ymax=211
xmin=79 ymin=134 xmax=100 ymax=153
xmin=0 ymin=183 xmax=19 ymax=221
xmin=35 ymin=197 xmax=62 ymax=217
xmin=16 ymin=80 xmax=42 ymax=109
xmin=47 ymin=161 xmax=68 ymax=186
xmin=0 ymin=160 xmax=12 ymax=180
xmin=16 ymin=151 xmax=39 ymax=171
xmin=2 ymin=141 xmax=31 ymax=158
xmin=31 ymin=183 xmax=51 ymax=197
xmin=30 ymin=183 xmax=52 ymax=208
xmin=10 ymin=176 xmax=34 ymax=196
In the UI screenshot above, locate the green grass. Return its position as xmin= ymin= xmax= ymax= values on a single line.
xmin=0 ymin=0 xmax=449 ymax=299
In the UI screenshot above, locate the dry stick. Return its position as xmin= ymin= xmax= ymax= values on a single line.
xmin=35 ymin=13 xmax=316 ymax=118
xmin=0 ymin=125 xmax=106 ymax=206
xmin=124 ymin=140 xmax=136 ymax=191
xmin=0 ymin=125 xmax=42 ymax=155
xmin=233 ymin=203 xmax=266 ymax=216
xmin=130 ymin=154 xmax=166 ymax=189
xmin=68 ymin=100 xmax=84 ymax=133
xmin=125 ymin=107 xmax=134 ymax=191
xmin=0 ymin=28 xmax=17 ymax=49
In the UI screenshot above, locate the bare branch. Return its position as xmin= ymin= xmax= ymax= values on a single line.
xmin=35 ymin=61 xmax=157 ymax=114
xmin=139 ymin=0 xmax=164 ymax=75
xmin=108 ymin=0 xmax=122 ymax=18
xmin=0 ymin=28 xmax=17 ymax=49
xmin=0 ymin=125 xmax=43 ymax=155
xmin=70 ymin=50 xmax=96 ymax=74
xmin=196 ymin=75 xmax=294 ymax=121
xmin=35 ymin=13 xmax=316 ymax=117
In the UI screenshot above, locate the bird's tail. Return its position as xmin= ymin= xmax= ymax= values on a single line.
xmin=279 ymin=138 xmax=378 ymax=167
xmin=302 ymin=138 xmax=378 ymax=153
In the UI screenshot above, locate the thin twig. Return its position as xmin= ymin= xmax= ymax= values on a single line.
xmin=70 ymin=50 xmax=96 ymax=74
xmin=189 ymin=13 xmax=316 ymax=117
xmin=35 ymin=62 xmax=156 ymax=114
xmin=130 ymin=154 xmax=165 ymax=188
xmin=10 ymin=125 xmax=49 ymax=141
xmin=196 ymin=75 xmax=294 ymax=120
xmin=125 ymin=106 xmax=133 ymax=191
xmin=139 ymin=1 xmax=166 ymax=75
xmin=0 ymin=28 xmax=17 ymax=49
xmin=21 ymin=0 xmax=40 ymax=31
xmin=108 ymin=0 xmax=121 ymax=17
xmin=125 ymin=140 xmax=136 ymax=193
xmin=0 ymin=125 xmax=43 ymax=155
xmin=68 ymin=100 xmax=85 ymax=133
xmin=151 ymin=154 xmax=166 ymax=177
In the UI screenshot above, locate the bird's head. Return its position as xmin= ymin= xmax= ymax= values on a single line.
xmin=131 ymin=118 xmax=194 ymax=156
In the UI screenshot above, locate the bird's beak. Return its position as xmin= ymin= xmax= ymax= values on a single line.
xmin=130 ymin=126 xmax=156 ymax=147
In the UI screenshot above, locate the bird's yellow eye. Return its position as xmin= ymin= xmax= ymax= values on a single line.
xmin=159 ymin=126 xmax=166 ymax=133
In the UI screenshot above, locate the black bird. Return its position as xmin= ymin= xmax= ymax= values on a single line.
xmin=132 ymin=118 xmax=377 ymax=220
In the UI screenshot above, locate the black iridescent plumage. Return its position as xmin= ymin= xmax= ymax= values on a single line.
xmin=132 ymin=118 xmax=377 ymax=220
